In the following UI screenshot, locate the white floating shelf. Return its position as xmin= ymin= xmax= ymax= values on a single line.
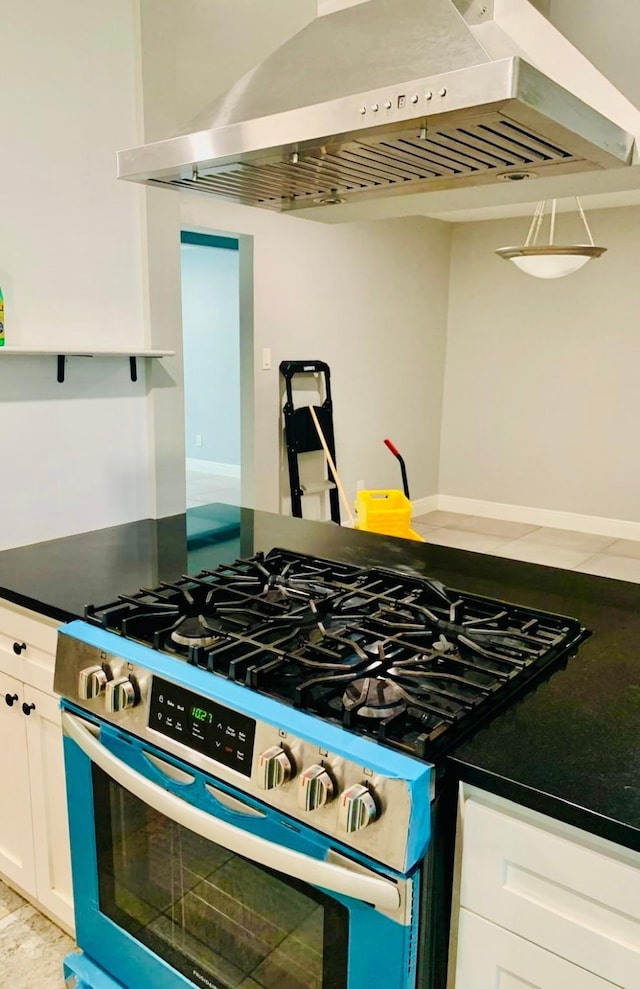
xmin=0 ymin=348 xmax=175 ymax=382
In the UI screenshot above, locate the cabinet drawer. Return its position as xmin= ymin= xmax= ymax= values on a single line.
xmin=455 ymin=909 xmax=618 ymax=989
xmin=460 ymin=797 xmax=640 ymax=989
xmin=0 ymin=600 xmax=61 ymax=692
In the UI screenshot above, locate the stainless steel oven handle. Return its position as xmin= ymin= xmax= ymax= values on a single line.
xmin=63 ymin=711 xmax=400 ymax=911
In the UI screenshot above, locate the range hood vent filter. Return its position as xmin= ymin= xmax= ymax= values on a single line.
xmin=149 ymin=119 xmax=583 ymax=210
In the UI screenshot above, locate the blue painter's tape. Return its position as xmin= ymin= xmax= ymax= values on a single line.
xmin=63 ymin=950 xmax=126 ymax=987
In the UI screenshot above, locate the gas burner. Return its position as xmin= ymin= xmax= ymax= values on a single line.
xmin=343 ymin=677 xmax=406 ymax=720
xmin=170 ymin=616 xmax=220 ymax=648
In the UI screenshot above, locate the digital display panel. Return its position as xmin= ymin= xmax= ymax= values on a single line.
xmin=149 ymin=678 xmax=256 ymax=777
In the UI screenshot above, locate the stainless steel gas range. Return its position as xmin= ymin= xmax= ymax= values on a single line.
xmin=54 ymin=548 xmax=588 ymax=989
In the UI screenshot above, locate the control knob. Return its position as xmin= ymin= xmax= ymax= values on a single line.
xmin=258 ymin=746 xmax=293 ymax=790
xmin=78 ymin=665 xmax=108 ymax=700
xmin=338 ymin=783 xmax=378 ymax=833
xmin=105 ymin=676 xmax=137 ymax=713
xmin=298 ymin=764 xmax=334 ymax=812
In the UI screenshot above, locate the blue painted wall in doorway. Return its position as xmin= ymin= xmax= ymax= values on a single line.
xmin=180 ymin=233 xmax=240 ymax=467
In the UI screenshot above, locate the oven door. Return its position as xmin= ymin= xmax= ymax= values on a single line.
xmin=61 ymin=706 xmax=418 ymax=989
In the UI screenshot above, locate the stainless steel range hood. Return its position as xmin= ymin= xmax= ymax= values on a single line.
xmin=118 ymin=0 xmax=638 ymax=213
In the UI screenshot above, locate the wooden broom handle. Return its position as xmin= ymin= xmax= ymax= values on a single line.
xmin=308 ymin=405 xmax=355 ymax=526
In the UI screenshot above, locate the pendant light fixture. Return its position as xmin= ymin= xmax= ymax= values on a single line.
xmin=495 ymin=198 xmax=606 ymax=279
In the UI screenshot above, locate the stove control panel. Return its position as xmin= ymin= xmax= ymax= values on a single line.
xmin=149 ymin=678 xmax=256 ymax=779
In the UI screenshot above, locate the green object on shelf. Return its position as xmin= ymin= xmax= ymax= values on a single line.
xmin=0 ymin=285 xmax=4 ymax=347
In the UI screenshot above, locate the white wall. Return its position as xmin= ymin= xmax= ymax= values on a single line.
xmin=137 ymin=0 xmax=319 ymax=518
xmin=441 ymin=206 xmax=640 ymax=523
xmin=170 ymin=0 xmax=318 ymax=132
xmin=1 ymin=0 xmax=144 ymax=349
xmin=181 ymin=199 xmax=452 ymax=515
xmin=0 ymin=0 xmax=152 ymax=549
xmin=549 ymin=1 xmax=640 ymax=108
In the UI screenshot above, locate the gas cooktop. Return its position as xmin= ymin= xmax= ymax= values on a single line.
xmin=84 ymin=548 xmax=589 ymax=760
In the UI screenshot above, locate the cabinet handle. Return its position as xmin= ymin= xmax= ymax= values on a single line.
xmin=4 ymin=693 xmax=18 ymax=707
xmin=13 ymin=642 xmax=26 ymax=655
xmin=22 ymin=702 xmax=35 ymax=717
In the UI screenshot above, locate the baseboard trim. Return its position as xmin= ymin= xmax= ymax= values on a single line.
xmin=186 ymin=458 xmax=241 ymax=479
xmin=411 ymin=495 xmax=440 ymax=517
xmin=437 ymin=494 xmax=640 ymax=542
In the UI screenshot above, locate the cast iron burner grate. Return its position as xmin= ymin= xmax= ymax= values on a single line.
xmin=84 ymin=548 xmax=589 ymax=760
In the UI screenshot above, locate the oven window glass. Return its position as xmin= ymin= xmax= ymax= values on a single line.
xmin=93 ymin=768 xmax=348 ymax=989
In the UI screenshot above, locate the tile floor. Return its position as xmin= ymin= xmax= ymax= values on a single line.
xmin=411 ymin=510 xmax=640 ymax=582
xmin=0 ymin=879 xmax=75 ymax=988
xmin=186 ymin=470 xmax=241 ymax=509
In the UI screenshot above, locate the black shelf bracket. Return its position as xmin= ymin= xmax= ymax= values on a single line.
xmin=56 ymin=354 xmax=140 ymax=383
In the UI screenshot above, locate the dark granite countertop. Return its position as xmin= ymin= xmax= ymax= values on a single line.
xmin=1 ymin=503 xmax=639 ymax=854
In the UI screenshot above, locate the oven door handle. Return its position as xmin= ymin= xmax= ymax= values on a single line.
xmin=62 ymin=711 xmax=401 ymax=911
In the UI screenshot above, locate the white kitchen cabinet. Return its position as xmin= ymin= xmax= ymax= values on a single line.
xmin=0 ymin=599 xmax=74 ymax=933
xmin=456 ymin=910 xmax=619 ymax=989
xmin=451 ymin=785 xmax=640 ymax=989
xmin=0 ymin=668 xmax=36 ymax=895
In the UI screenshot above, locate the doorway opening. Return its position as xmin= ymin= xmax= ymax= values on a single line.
xmin=180 ymin=230 xmax=242 ymax=510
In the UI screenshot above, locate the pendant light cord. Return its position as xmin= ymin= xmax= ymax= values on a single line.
xmin=576 ymin=197 xmax=595 ymax=246
xmin=525 ymin=201 xmax=546 ymax=246
xmin=525 ymin=198 xmax=595 ymax=247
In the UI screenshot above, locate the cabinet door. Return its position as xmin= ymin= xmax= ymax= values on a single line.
xmin=460 ymin=797 xmax=640 ymax=988
xmin=455 ymin=910 xmax=618 ymax=989
xmin=0 ymin=670 xmax=36 ymax=894
xmin=24 ymin=685 xmax=74 ymax=933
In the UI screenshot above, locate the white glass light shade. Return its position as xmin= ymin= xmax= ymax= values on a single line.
xmin=495 ymin=199 xmax=606 ymax=279
xmin=496 ymin=245 xmax=606 ymax=280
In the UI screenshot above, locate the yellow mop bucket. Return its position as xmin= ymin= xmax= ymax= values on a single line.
xmin=307 ymin=407 xmax=423 ymax=540
xmin=355 ymin=489 xmax=423 ymax=541
xmin=355 ymin=439 xmax=423 ymax=540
